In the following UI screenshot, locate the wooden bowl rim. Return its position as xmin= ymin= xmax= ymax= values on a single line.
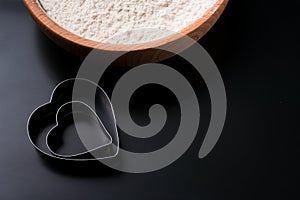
xmin=24 ymin=0 xmax=228 ymax=52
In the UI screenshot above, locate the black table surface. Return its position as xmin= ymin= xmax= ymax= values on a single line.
xmin=0 ymin=0 xmax=299 ymax=199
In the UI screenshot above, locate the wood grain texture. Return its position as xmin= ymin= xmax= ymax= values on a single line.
xmin=23 ymin=0 xmax=228 ymax=62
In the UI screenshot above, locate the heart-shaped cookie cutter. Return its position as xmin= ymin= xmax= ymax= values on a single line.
xmin=27 ymin=78 xmax=119 ymax=161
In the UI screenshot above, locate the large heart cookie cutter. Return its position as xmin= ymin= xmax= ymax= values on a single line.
xmin=27 ymin=78 xmax=119 ymax=161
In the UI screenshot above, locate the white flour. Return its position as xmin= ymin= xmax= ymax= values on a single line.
xmin=39 ymin=0 xmax=218 ymax=44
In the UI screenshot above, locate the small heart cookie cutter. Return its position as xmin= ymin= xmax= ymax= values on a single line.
xmin=27 ymin=78 xmax=119 ymax=161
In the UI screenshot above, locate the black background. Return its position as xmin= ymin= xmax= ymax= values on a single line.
xmin=0 ymin=0 xmax=299 ymax=199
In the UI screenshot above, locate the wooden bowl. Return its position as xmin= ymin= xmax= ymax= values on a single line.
xmin=23 ymin=0 xmax=228 ymax=63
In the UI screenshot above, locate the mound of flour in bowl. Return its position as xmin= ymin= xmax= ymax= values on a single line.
xmin=39 ymin=0 xmax=218 ymax=44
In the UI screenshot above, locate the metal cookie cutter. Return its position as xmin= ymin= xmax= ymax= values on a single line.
xmin=27 ymin=78 xmax=119 ymax=161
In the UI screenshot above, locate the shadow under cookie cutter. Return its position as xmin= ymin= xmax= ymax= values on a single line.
xmin=27 ymin=78 xmax=119 ymax=161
